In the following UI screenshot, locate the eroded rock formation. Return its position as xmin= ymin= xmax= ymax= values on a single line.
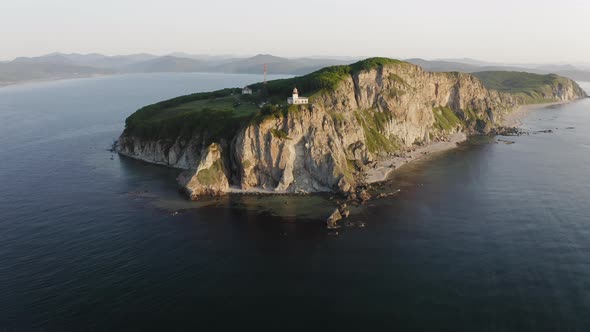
xmin=116 ymin=62 xmax=586 ymax=198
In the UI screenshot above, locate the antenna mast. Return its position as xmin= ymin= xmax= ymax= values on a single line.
xmin=263 ymin=63 xmax=267 ymax=85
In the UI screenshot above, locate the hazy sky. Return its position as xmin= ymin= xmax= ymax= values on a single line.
xmin=2 ymin=0 xmax=589 ymax=63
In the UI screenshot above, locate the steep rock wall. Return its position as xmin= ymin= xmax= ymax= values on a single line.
xmin=116 ymin=63 xmax=585 ymax=198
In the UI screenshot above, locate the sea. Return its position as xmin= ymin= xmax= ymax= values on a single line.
xmin=1 ymin=73 xmax=589 ymax=330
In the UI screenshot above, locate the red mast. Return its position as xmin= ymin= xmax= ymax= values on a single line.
xmin=263 ymin=63 xmax=267 ymax=85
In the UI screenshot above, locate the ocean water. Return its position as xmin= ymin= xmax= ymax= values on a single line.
xmin=1 ymin=75 xmax=589 ymax=330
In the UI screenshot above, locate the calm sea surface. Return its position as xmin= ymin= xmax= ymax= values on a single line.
xmin=1 ymin=74 xmax=589 ymax=330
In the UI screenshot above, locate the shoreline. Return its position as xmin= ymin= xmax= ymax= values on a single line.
xmin=501 ymin=100 xmax=573 ymax=127
xmin=0 ymin=72 xmax=295 ymax=89
xmin=0 ymin=73 xmax=110 ymax=89
xmin=364 ymin=99 xmax=578 ymax=186
xmin=118 ymin=98 xmax=584 ymax=198
xmin=365 ymin=132 xmax=467 ymax=184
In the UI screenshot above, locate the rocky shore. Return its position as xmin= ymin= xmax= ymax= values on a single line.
xmin=364 ymin=132 xmax=467 ymax=184
xmin=116 ymin=59 xmax=587 ymax=206
xmin=363 ymin=100 xmax=582 ymax=189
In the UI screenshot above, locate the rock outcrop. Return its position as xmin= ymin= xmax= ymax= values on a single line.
xmin=177 ymin=143 xmax=229 ymax=199
xmin=116 ymin=61 xmax=587 ymax=198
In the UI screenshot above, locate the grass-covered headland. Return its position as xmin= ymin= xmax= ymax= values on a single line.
xmin=123 ymin=58 xmax=405 ymax=141
xmin=124 ymin=88 xmax=255 ymax=141
xmin=472 ymin=71 xmax=585 ymax=104
xmin=123 ymin=58 xmax=583 ymax=142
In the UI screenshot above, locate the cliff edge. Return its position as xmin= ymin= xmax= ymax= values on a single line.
xmin=116 ymin=58 xmax=587 ymax=199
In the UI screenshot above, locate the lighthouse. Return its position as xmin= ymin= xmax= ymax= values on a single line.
xmin=287 ymin=87 xmax=309 ymax=105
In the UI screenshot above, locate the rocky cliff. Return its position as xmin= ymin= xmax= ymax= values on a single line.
xmin=116 ymin=59 xmax=587 ymax=199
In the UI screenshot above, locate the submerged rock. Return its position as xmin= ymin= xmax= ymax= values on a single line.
xmin=497 ymin=139 xmax=516 ymax=145
xmin=494 ymin=126 xmax=527 ymax=136
xmin=376 ymin=189 xmax=401 ymax=199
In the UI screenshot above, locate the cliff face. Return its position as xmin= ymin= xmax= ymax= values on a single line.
xmin=116 ymin=63 xmax=586 ymax=198
xmin=530 ymin=78 xmax=586 ymax=102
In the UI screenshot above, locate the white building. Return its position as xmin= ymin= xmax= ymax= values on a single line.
xmin=287 ymin=87 xmax=308 ymax=105
xmin=242 ymin=86 xmax=252 ymax=95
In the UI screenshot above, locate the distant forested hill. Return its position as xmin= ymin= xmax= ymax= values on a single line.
xmin=4 ymin=52 xmax=590 ymax=86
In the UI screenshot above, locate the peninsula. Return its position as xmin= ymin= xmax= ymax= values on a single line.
xmin=116 ymin=58 xmax=587 ymax=200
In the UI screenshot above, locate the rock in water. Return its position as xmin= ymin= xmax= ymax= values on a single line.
xmin=342 ymin=209 xmax=350 ymax=218
xmin=326 ymin=209 xmax=343 ymax=229
xmin=358 ymin=189 xmax=371 ymax=202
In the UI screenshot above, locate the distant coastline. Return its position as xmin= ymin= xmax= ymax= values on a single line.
xmin=4 ymin=52 xmax=590 ymax=90
xmin=0 ymin=53 xmax=351 ymax=89
xmin=0 ymin=73 xmax=110 ymax=88
xmin=0 ymin=71 xmax=296 ymax=89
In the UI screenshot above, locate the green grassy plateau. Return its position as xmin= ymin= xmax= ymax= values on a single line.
xmin=472 ymin=71 xmax=579 ymax=104
xmin=123 ymin=58 xmax=406 ymax=141
xmin=123 ymin=58 xmax=581 ymax=142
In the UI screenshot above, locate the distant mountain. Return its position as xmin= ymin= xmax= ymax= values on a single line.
xmin=405 ymin=58 xmax=481 ymax=72
xmin=12 ymin=53 xmax=160 ymax=69
xmin=306 ymin=55 xmax=364 ymax=61
xmin=213 ymin=54 xmax=351 ymax=75
xmin=75 ymin=53 xmax=159 ymax=68
xmin=545 ymin=69 xmax=590 ymax=82
xmin=212 ymin=54 xmax=284 ymax=73
xmin=50 ymin=53 xmax=108 ymax=65
xmin=59 ymin=53 xmax=159 ymax=68
xmin=406 ymin=58 xmax=590 ymax=82
xmin=4 ymin=52 xmax=590 ymax=87
xmin=434 ymin=58 xmax=500 ymax=66
xmin=0 ymin=53 xmax=158 ymax=84
xmin=1 ymin=53 xmax=355 ymax=85
xmin=0 ymin=61 xmax=112 ymax=85
xmin=121 ymin=56 xmax=208 ymax=73
xmin=119 ymin=54 xmax=351 ymax=75
xmin=13 ymin=53 xmax=75 ymax=66
xmin=573 ymin=63 xmax=590 ymax=70
xmin=166 ymin=52 xmax=236 ymax=62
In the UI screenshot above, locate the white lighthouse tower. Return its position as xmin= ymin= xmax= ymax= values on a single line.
xmin=287 ymin=87 xmax=308 ymax=105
